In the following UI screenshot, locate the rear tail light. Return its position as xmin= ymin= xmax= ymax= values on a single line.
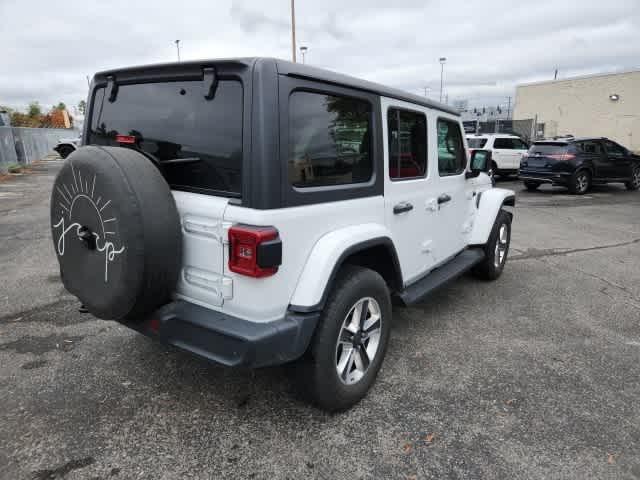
xmin=548 ymin=153 xmax=576 ymax=161
xmin=228 ymin=225 xmax=281 ymax=278
xmin=116 ymin=134 xmax=136 ymax=144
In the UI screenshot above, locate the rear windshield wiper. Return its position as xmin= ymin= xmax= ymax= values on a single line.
xmin=160 ymin=157 xmax=201 ymax=164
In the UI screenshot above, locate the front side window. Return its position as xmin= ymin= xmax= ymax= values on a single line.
xmin=511 ymin=138 xmax=528 ymax=150
xmin=288 ymin=91 xmax=372 ymax=188
xmin=437 ymin=119 xmax=466 ymax=176
xmin=387 ymin=108 xmax=427 ymax=180
xmin=604 ymin=140 xmax=626 ymax=157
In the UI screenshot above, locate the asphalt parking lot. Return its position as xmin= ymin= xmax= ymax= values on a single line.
xmin=1 ymin=160 xmax=639 ymax=480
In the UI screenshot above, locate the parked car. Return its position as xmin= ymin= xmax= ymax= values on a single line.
xmin=466 ymin=133 xmax=529 ymax=178
xmin=520 ymin=137 xmax=640 ymax=194
xmin=50 ymin=58 xmax=515 ymax=411
xmin=54 ymin=137 xmax=81 ymax=158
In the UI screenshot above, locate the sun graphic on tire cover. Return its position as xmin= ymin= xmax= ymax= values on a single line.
xmin=52 ymin=161 xmax=125 ymax=283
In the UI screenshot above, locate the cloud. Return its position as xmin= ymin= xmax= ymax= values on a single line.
xmin=0 ymin=0 xmax=638 ymax=112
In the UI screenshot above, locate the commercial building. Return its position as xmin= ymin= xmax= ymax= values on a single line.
xmin=513 ymin=70 xmax=640 ymax=151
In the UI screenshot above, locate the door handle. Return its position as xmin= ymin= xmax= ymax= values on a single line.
xmin=393 ymin=202 xmax=413 ymax=214
xmin=437 ymin=194 xmax=451 ymax=205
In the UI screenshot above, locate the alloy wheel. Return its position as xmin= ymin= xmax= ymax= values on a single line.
xmin=576 ymin=172 xmax=589 ymax=193
xmin=494 ymin=223 xmax=509 ymax=268
xmin=335 ymin=297 xmax=382 ymax=385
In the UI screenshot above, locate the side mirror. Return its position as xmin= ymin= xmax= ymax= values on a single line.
xmin=466 ymin=149 xmax=491 ymax=179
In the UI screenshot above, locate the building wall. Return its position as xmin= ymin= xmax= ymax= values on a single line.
xmin=513 ymin=71 xmax=640 ymax=151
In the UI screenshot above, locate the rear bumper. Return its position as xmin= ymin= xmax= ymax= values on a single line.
xmin=519 ymin=170 xmax=572 ymax=185
xmin=128 ymin=301 xmax=320 ymax=368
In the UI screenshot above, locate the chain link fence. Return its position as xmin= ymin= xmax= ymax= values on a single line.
xmin=0 ymin=127 xmax=73 ymax=173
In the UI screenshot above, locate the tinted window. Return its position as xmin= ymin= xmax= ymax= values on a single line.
xmin=437 ymin=119 xmax=466 ymax=176
xmin=90 ymin=80 xmax=243 ymax=196
xmin=288 ymin=91 xmax=372 ymax=188
xmin=577 ymin=141 xmax=602 ymax=154
xmin=530 ymin=143 xmax=568 ymax=155
xmin=511 ymin=138 xmax=528 ymax=150
xmin=388 ymin=108 xmax=427 ymax=179
xmin=467 ymin=137 xmax=487 ymax=148
xmin=604 ymin=140 xmax=626 ymax=157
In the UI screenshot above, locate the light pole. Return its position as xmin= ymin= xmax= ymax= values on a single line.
xmin=439 ymin=57 xmax=446 ymax=103
xmin=291 ymin=0 xmax=297 ymax=62
xmin=423 ymin=86 xmax=431 ymax=98
xmin=300 ymin=46 xmax=308 ymax=64
xmin=175 ymin=40 xmax=181 ymax=62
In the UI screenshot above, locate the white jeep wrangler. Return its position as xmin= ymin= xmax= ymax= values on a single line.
xmin=50 ymin=58 xmax=515 ymax=411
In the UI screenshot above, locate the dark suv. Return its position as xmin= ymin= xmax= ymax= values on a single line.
xmin=519 ymin=137 xmax=640 ymax=194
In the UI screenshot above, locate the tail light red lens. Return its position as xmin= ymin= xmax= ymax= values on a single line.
xmin=116 ymin=134 xmax=136 ymax=144
xmin=228 ymin=225 xmax=281 ymax=278
xmin=548 ymin=153 xmax=576 ymax=160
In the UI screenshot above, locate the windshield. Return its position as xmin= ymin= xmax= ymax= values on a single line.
xmin=89 ymin=80 xmax=243 ymax=196
xmin=467 ymin=137 xmax=487 ymax=148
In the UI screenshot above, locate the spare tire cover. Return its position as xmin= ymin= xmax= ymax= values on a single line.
xmin=50 ymin=146 xmax=182 ymax=320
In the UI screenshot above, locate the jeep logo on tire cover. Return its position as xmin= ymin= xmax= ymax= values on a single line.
xmin=52 ymin=161 xmax=125 ymax=283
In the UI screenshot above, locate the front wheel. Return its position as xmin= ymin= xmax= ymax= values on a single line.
xmin=472 ymin=209 xmax=512 ymax=281
xmin=625 ymin=166 xmax=640 ymax=191
xmin=295 ymin=265 xmax=392 ymax=411
xmin=524 ymin=181 xmax=540 ymax=191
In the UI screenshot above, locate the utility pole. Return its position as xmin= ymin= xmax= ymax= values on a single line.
xmin=507 ymin=96 xmax=512 ymax=119
xmin=423 ymin=86 xmax=431 ymax=98
xmin=439 ymin=57 xmax=446 ymax=103
xmin=175 ymin=40 xmax=181 ymax=62
xmin=291 ymin=0 xmax=297 ymax=63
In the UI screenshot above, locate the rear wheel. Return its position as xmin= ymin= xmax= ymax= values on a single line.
xmin=295 ymin=265 xmax=392 ymax=411
xmin=524 ymin=181 xmax=540 ymax=191
xmin=625 ymin=166 xmax=640 ymax=191
xmin=569 ymin=169 xmax=590 ymax=195
xmin=472 ymin=209 xmax=511 ymax=281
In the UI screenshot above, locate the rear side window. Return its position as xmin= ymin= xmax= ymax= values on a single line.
xmin=387 ymin=108 xmax=427 ymax=180
xmin=89 ymin=80 xmax=243 ymax=196
xmin=467 ymin=137 xmax=487 ymax=148
xmin=437 ymin=119 xmax=466 ymax=176
xmin=494 ymin=137 xmax=527 ymax=149
xmin=288 ymin=91 xmax=372 ymax=188
xmin=577 ymin=141 xmax=602 ymax=154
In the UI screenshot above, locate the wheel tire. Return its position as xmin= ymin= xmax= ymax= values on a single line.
xmin=524 ymin=181 xmax=540 ymax=191
xmin=625 ymin=166 xmax=640 ymax=191
xmin=57 ymin=145 xmax=74 ymax=159
xmin=569 ymin=169 xmax=591 ymax=195
xmin=50 ymin=146 xmax=182 ymax=321
xmin=472 ymin=209 xmax=512 ymax=281
xmin=295 ymin=265 xmax=392 ymax=411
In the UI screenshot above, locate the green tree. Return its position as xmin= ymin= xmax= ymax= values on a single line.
xmin=28 ymin=101 xmax=42 ymax=117
xmin=56 ymin=102 xmax=66 ymax=111
xmin=77 ymin=100 xmax=86 ymax=115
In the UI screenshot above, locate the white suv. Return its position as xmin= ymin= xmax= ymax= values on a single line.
xmin=50 ymin=58 xmax=515 ymax=411
xmin=466 ymin=133 xmax=529 ymax=177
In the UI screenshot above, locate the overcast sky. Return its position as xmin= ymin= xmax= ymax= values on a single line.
xmin=1 ymin=0 xmax=639 ymax=114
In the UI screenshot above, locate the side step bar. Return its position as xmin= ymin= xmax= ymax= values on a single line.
xmin=398 ymin=248 xmax=485 ymax=306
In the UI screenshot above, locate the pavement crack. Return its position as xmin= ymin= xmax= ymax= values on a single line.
xmin=511 ymin=238 xmax=640 ymax=261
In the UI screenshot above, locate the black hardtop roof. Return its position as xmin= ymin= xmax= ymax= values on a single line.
xmin=93 ymin=57 xmax=460 ymax=116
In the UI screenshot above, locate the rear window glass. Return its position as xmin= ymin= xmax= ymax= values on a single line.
xmin=467 ymin=137 xmax=487 ymax=148
xmin=89 ymin=80 xmax=243 ymax=196
xmin=530 ymin=143 xmax=568 ymax=155
xmin=288 ymin=91 xmax=372 ymax=188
